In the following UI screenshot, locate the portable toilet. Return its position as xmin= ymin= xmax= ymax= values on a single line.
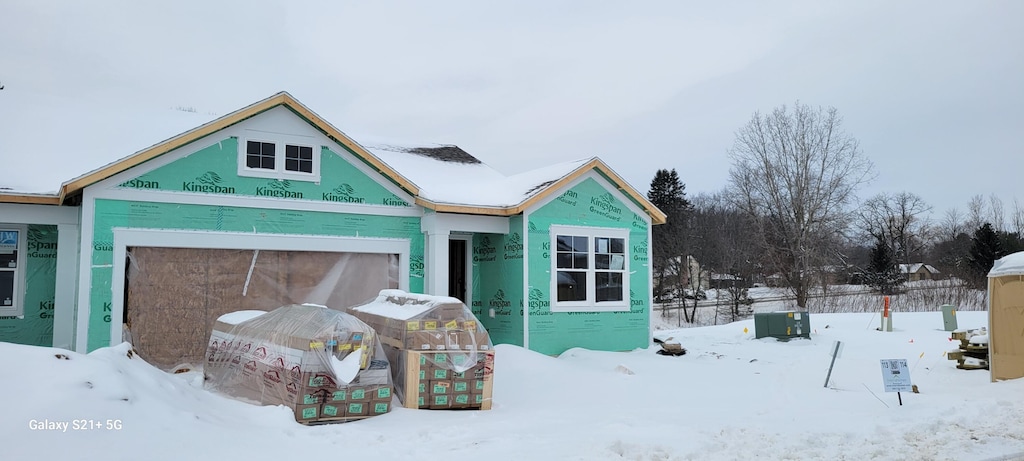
xmin=987 ymin=252 xmax=1024 ymax=382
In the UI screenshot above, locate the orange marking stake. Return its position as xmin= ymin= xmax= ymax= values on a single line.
xmin=880 ymin=296 xmax=893 ymax=332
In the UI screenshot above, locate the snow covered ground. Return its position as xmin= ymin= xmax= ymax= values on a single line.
xmin=1 ymin=310 xmax=1022 ymax=461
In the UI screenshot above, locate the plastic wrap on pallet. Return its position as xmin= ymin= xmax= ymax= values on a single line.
xmin=204 ymin=303 xmax=394 ymax=423
xmin=348 ymin=290 xmax=494 ymax=408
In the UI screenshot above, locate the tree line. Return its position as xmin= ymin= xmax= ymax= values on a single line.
xmin=647 ymin=102 xmax=1021 ymax=322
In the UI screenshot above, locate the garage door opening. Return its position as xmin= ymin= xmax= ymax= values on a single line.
xmin=123 ymin=247 xmax=398 ymax=370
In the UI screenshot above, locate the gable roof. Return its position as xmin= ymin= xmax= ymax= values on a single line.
xmin=362 ymin=142 xmax=664 ymax=223
xmin=0 ymin=92 xmax=666 ymax=224
xmin=898 ymin=263 xmax=939 ymax=274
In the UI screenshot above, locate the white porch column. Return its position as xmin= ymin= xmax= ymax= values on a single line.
xmin=424 ymin=229 xmax=450 ymax=296
xmin=422 ymin=212 xmax=509 ymax=297
xmin=53 ymin=222 xmax=80 ymax=349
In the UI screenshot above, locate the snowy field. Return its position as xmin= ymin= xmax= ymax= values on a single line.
xmin=1 ymin=310 xmax=1022 ymax=461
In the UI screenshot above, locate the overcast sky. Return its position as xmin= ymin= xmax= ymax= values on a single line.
xmin=2 ymin=1 xmax=1022 ymax=220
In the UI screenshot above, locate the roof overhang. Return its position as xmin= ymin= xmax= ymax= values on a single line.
xmin=54 ymin=92 xmax=420 ymax=204
xmin=0 ymin=192 xmax=61 ymax=205
xmin=10 ymin=91 xmax=664 ymax=226
xmin=414 ymin=158 xmax=666 ymax=224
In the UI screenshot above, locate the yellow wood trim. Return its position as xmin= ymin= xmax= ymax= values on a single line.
xmin=516 ymin=159 xmax=667 ymax=225
xmin=280 ymin=100 xmax=420 ymax=196
xmin=58 ymin=93 xmax=291 ymax=202
xmin=415 ymin=197 xmax=512 ymax=217
xmin=56 ymin=92 xmax=419 ymax=203
xmin=515 ymin=160 xmax=597 ymax=213
xmin=591 ymin=161 xmax=667 ymax=225
xmin=44 ymin=90 xmax=662 ymax=226
xmin=0 ymin=193 xmax=61 ymax=205
xmin=414 ymin=158 xmax=666 ymax=225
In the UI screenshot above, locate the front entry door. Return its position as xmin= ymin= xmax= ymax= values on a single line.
xmin=448 ymin=239 xmax=467 ymax=303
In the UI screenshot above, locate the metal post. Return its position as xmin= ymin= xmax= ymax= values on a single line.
xmin=824 ymin=340 xmax=841 ymax=387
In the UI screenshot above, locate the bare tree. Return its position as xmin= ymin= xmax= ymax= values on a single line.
xmin=967 ymin=195 xmax=985 ymax=232
xmin=1012 ymin=199 xmax=1024 ymax=237
xmin=989 ymin=194 xmax=1005 ymax=232
xmin=727 ymin=102 xmax=874 ymax=308
xmin=689 ymin=191 xmax=761 ymax=323
xmin=939 ymin=207 xmax=966 ymax=242
xmin=858 ymin=192 xmax=933 ymax=272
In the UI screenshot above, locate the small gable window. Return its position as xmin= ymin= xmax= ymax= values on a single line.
xmin=285 ymin=145 xmax=314 ymax=173
xmin=238 ymin=132 xmax=320 ymax=183
xmin=246 ymin=141 xmax=276 ymax=170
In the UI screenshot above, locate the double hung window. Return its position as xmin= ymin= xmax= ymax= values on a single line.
xmin=550 ymin=226 xmax=628 ymax=312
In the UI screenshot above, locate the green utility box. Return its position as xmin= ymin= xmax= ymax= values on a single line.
xmin=754 ymin=311 xmax=811 ymax=341
xmin=941 ymin=304 xmax=958 ymax=331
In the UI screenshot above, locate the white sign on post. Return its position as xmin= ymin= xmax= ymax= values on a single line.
xmin=879 ymin=359 xmax=913 ymax=392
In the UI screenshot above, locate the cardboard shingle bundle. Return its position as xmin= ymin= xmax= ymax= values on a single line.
xmin=204 ymin=303 xmax=393 ymax=424
xmin=349 ymin=290 xmax=494 ymax=410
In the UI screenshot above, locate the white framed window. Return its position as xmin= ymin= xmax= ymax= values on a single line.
xmin=238 ymin=131 xmax=321 ymax=183
xmin=549 ymin=225 xmax=629 ymax=312
xmin=0 ymin=225 xmax=27 ymax=317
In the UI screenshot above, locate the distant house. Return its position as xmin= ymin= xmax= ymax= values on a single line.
xmin=682 ymin=255 xmax=708 ymax=290
xmin=817 ymin=264 xmax=854 ymax=286
xmin=762 ymin=273 xmax=785 ymax=288
xmin=671 ymin=255 xmax=708 ymax=290
xmin=899 ymin=263 xmax=941 ymax=282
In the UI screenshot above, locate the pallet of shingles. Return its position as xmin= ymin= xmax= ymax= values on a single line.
xmin=946 ymin=328 xmax=989 ymax=370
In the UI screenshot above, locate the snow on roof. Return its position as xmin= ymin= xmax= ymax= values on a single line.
xmin=898 ymin=263 xmax=939 ymax=274
xmin=989 ymin=251 xmax=1024 ymax=277
xmin=0 ymin=90 xmax=218 ymax=194
xmin=350 ymin=289 xmax=464 ymax=320
xmin=4 ymin=92 xmax=626 ymax=214
xmin=360 ymin=140 xmax=590 ymax=208
xmin=2 ymin=92 xmax=608 ymax=211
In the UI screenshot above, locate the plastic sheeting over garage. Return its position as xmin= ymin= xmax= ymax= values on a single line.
xmin=124 ymin=247 xmax=398 ymax=369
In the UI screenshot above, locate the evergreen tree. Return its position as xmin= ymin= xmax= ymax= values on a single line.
xmin=998 ymin=231 xmax=1024 ymax=256
xmin=865 ymin=238 xmax=901 ymax=294
xmin=647 ymin=169 xmax=692 ymax=303
xmin=967 ymin=223 xmax=1004 ymax=288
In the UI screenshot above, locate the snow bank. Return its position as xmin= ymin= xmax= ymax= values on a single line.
xmin=1 ymin=311 xmax=1023 ymax=461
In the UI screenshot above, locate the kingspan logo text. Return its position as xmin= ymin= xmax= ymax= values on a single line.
xmin=257 ymin=187 xmax=303 ymax=199
xmin=184 ymin=171 xmax=234 ymax=194
xmin=383 ymin=197 xmax=409 ymax=206
xmin=183 ymin=182 xmax=236 ymax=194
xmin=122 ymin=178 xmax=160 ymax=189
xmin=322 ymin=193 xmax=365 ymax=203
xmin=590 ymin=194 xmax=622 ymax=215
xmin=323 ymin=183 xmax=365 ymax=203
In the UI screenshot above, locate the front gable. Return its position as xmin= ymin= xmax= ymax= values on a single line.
xmin=115 ymin=138 xmax=413 ymax=208
xmin=529 ymin=175 xmax=649 ymax=231
xmin=524 ymin=172 xmax=651 ymax=355
xmin=108 ymin=106 xmax=414 ymax=209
